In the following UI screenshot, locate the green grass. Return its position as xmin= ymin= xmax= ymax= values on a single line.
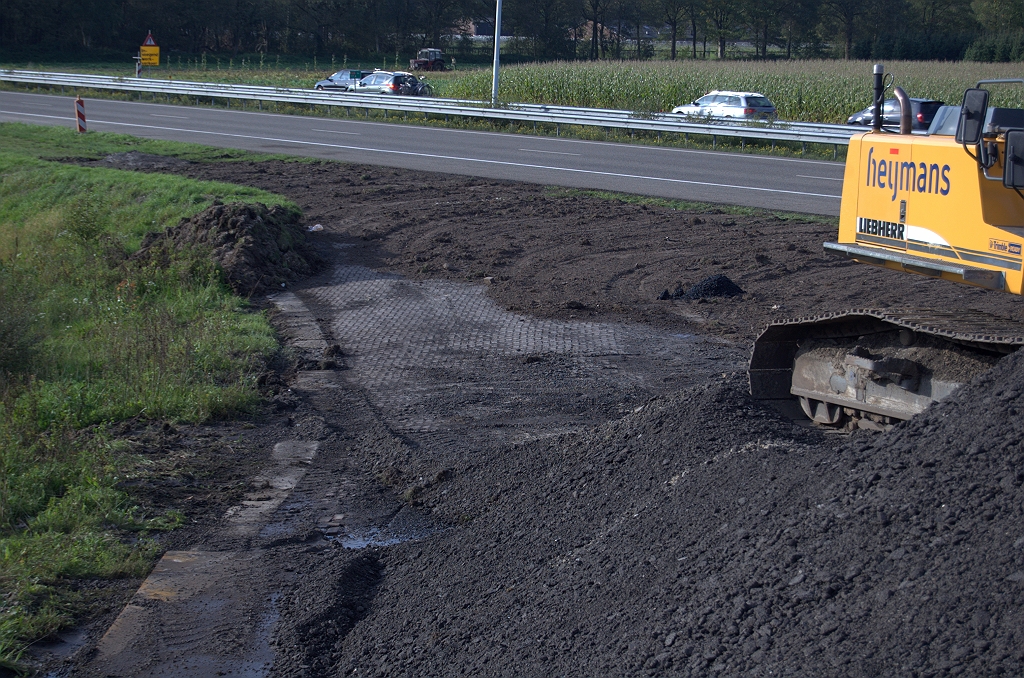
xmin=0 ymin=120 xmax=281 ymax=163
xmin=0 ymin=123 xmax=292 ymax=666
xmin=548 ymin=187 xmax=839 ymax=224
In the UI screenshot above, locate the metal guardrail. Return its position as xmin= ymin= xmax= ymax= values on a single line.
xmin=506 ymin=101 xmax=857 ymax=134
xmin=0 ymin=69 xmax=858 ymax=147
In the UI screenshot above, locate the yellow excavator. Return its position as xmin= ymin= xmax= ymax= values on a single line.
xmin=750 ymin=65 xmax=1024 ymax=431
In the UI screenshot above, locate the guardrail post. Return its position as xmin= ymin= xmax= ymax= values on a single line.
xmin=713 ymin=135 xmax=716 ymax=149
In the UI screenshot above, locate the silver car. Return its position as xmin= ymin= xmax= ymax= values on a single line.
xmin=314 ymin=70 xmax=363 ymax=91
xmin=672 ymin=91 xmax=777 ymax=120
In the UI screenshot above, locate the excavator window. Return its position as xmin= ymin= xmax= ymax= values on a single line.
xmin=1004 ymin=130 xmax=1024 ymax=189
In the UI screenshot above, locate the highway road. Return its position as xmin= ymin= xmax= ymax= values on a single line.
xmin=0 ymin=90 xmax=845 ymax=215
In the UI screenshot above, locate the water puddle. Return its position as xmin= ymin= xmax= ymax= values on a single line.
xmin=334 ymin=527 xmax=411 ymax=549
xmin=322 ymin=505 xmax=441 ymax=550
xmin=30 ymin=627 xmax=90 ymax=675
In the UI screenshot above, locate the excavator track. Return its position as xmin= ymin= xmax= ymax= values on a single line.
xmin=749 ymin=309 xmax=1024 ymax=430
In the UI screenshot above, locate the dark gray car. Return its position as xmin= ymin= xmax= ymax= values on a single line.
xmin=847 ymin=98 xmax=944 ymax=131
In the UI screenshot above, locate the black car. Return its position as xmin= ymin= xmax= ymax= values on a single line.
xmin=847 ymin=98 xmax=945 ymax=131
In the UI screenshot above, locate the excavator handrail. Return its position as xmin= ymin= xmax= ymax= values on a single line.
xmin=975 ymin=78 xmax=1024 ymax=87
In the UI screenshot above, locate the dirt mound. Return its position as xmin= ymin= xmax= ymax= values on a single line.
xmin=307 ymin=352 xmax=1024 ymax=676
xmin=97 ymin=151 xmax=194 ymax=172
xmin=134 ymin=202 xmax=324 ymax=296
xmin=659 ymin=274 xmax=745 ymax=301
xmin=682 ymin=273 xmax=745 ymax=299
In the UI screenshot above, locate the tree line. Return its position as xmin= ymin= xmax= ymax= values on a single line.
xmin=0 ymin=0 xmax=1020 ymax=62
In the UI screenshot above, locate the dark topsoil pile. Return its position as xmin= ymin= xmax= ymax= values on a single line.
xmin=133 ymin=201 xmax=324 ymax=296
xmin=278 ymin=355 xmax=1024 ymax=677
xmin=78 ymin=156 xmax=1024 ymax=677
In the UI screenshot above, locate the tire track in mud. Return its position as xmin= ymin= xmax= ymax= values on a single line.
xmin=85 ymin=440 xmax=318 ymax=677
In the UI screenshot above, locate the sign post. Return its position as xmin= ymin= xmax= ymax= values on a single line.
xmin=491 ymin=0 xmax=502 ymax=105
xmin=139 ymin=31 xmax=159 ymax=75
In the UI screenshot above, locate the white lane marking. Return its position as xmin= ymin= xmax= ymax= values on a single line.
xmin=151 ymin=113 xmax=189 ymax=119
xmin=519 ymin=148 xmax=581 ymax=156
xmin=312 ymin=128 xmax=360 ymax=135
xmin=0 ymin=110 xmax=842 ymax=200
xmin=796 ymin=175 xmax=843 ymax=181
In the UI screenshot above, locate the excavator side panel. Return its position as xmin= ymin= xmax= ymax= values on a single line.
xmin=836 ymin=132 xmax=1024 ymax=295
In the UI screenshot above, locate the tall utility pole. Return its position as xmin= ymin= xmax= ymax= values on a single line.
xmin=491 ymin=0 xmax=502 ymax=105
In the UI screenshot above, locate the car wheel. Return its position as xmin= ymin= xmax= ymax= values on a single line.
xmin=316 ymin=85 xmax=324 ymax=90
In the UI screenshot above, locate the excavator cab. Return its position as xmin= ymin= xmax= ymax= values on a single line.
xmin=750 ymin=69 xmax=1024 ymax=431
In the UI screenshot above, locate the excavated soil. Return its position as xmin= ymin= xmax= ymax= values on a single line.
xmin=133 ymin=201 xmax=325 ymax=297
xmin=50 ymin=154 xmax=1024 ymax=677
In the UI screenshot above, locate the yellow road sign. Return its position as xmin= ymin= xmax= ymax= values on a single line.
xmin=140 ymin=46 xmax=159 ymax=66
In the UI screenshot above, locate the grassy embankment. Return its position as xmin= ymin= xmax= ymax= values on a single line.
xmin=8 ymin=58 xmax=1023 ymax=159
xmin=0 ymin=123 xmax=292 ymax=668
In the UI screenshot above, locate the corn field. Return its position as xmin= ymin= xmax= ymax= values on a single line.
xmin=430 ymin=60 xmax=1024 ymax=122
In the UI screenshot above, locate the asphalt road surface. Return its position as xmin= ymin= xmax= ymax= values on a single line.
xmin=0 ymin=90 xmax=845 ymax=215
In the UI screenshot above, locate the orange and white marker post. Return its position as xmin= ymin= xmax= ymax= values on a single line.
xmin=75 ymin=96 xmax=86 ymax=133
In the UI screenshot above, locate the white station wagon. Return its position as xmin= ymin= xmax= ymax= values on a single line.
xmin=672 ymin=90 xmax=777 ymax=120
